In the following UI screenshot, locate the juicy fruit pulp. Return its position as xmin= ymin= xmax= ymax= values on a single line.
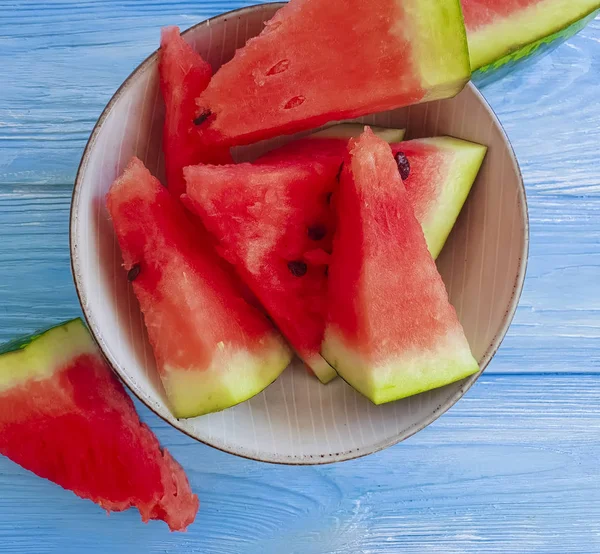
xmin=106 ymin=157 xmax=292 ymax=417
xmin=260 ymin=131 xmax=486 ymax=260
xmin=193 ymin=0 xmax=470 ymax=146
xmin=321 ymin=129 xmax=479 ymax=404
xmin=159 ymin=26 xmax=231 ymax=197
xmin=183 ymin=160 xmax=339 ymax=384
xmin=462 ymin=0 xmax=600 ymax=73
xmin=0 ymin=319 xmax=198 ymax=531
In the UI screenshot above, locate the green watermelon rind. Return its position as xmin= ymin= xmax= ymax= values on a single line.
xmin=471 ymin=7 xmax=600 ymax=85
xmin=0 ymin=319 xmax=96 ymax=392
xmin=163 ymin=342 xmax=293 ymax=419
xmin=322 ymin=329 xmax=479 ymax=405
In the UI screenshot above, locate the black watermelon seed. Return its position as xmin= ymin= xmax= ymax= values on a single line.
xmin=307 ymin=224 xmax=327 ymax=241
xmin=287 ymin=260 xmax=308 ymax=277
xmin=127 ymin=264 xmax=141 ymax=281
xmin=394 ymin=151 xmax=410 ymax=180
xmin=324 ymin=266 xmax=329 ymax=277
xmin=193 ymin=109 xmax=212 ymax=126
xmin=336 ymin=162 xmax=344 ymax=182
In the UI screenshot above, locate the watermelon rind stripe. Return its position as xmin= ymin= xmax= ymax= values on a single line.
xmin=468 ymin=0 xmax=600 ymax=73
xmin=0 ymin=319 xmax=96 ymax=392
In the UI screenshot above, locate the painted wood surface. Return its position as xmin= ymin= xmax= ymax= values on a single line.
xmin=0 ymin=1 xmax=599 ymax=551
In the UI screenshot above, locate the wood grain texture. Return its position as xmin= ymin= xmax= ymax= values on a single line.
xmin=0 ymin=0 xmax=599 ymax=551
xmin=0 ymin=375 xmax=598 ymax=553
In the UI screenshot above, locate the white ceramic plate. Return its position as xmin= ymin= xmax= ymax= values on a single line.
xmin=70 ymin=3 xmax=528 ymax=464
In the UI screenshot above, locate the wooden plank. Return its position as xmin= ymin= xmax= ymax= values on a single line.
xmin=0 ymin=375 xmax=598 ymax=553
xmin=2 ymin=185 xmax=599 ymax=373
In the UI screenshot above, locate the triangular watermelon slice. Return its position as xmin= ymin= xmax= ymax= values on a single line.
xmin=106 ymin=157 xmax=292 ymax=417
xmin=184 ymin=159 xmax=339 ymax=384
xmin=0 ymin=319 xmax=198 ymax=531
xmin=322 ymin=128 xmax=479 ymax=404
xmin=192 ymin=0 xmax=470 ymax=146
xmin=159 ymin=26 xmax=232 ymax=197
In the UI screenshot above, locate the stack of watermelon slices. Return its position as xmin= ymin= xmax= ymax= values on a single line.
xmin=108 ymin=2 xmax=488 ymax=416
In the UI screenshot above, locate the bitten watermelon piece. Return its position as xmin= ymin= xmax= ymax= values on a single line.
xmin=183 ymin=160 xmax=339 ymax=384
xmin=159 ymin=26 xmax=232 ymax=197
xmin=463 ymin=0 xmax=600 ymax=82
xmin=321 ymin=129 xmax=479 ymax=404
xmin=0 ymin=319 xmax=198 ymax=531
xmin=106 ymin=157 xmax=292 ymax=417
xmin=193 ymin=0 xmax=470 ymax=146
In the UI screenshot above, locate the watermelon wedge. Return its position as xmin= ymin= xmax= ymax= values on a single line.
xmin=159 ymin=26 xmax=231 ymax=197
xmin=463 ymin=0 xmax=600 ymax=83
xmin=183 ymin=159 xmax=339 ymax=384
xmin=0 ymin=319 xmax=198 ymax=531
xmin=193 ymin=0 xmax=470 ymax=146
xmin=106 ymin=157 xmax=292 ymax=418
xmin=321 ymin=128 xmax=479 ymax=404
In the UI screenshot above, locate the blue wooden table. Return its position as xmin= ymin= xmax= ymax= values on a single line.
xmin=1 ymin=2 xmax=599 ymax=552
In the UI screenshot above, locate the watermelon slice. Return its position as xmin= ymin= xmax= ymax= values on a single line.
xmin=321 ymin=128 xmax=479 ymax=404
xmin=0 ymin=319 xmax=198 ymax=531
xmin=463 ymin=0 xmax=600 ymax=82
xmin=192 ymin=0 xmax=470 ymax=146
xmin=183 ymin=159 xmax=339 ymax=384
xmin=159 ymin=26 xmax=232 ymax=197
xmin=106 ymin=157 xmax=292 ymax=418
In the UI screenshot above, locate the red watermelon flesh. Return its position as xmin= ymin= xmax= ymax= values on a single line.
xmin=183 ymin=161 xmax=338 ymax=384
xmin=0 ymin=319 xmax=198 ymax=531
xmin=193 ymin=0 xmax=470 ymax=146
xmin=321 ymin=129 xmax=479 ymax=405
xmin=159 ymin=26 xmax=232 ymax=197
xmin=106 ymin=157 xmax=292 ymax=417
xmin=259 ymin=133 xmax=486 ymax=259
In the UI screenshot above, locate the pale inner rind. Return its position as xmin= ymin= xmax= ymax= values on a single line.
xmin=322 ymin=327 xmax=479 ymax=405
xmin=163 ymin=337 xmax=292 ymax=419
xmin=0 ymin=319 xmax=96 ymax=393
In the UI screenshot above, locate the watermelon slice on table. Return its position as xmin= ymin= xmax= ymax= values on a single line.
xmin=192 ymin=0 xmax=470 ymax=146
xmin=183 ymin=159 xmax=339 ymax=384
xmin=0 ymin=319 xmax=198 ymax=531
xmin=106 ymin=157 xmax=292 ymax=418
xmin=321 ymin=129 xmax=479 ymax=404
xmin=159 ymin=26 xmax=232 ymax=197
xmin=463 ymin=0 xmax=600 ymax=83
